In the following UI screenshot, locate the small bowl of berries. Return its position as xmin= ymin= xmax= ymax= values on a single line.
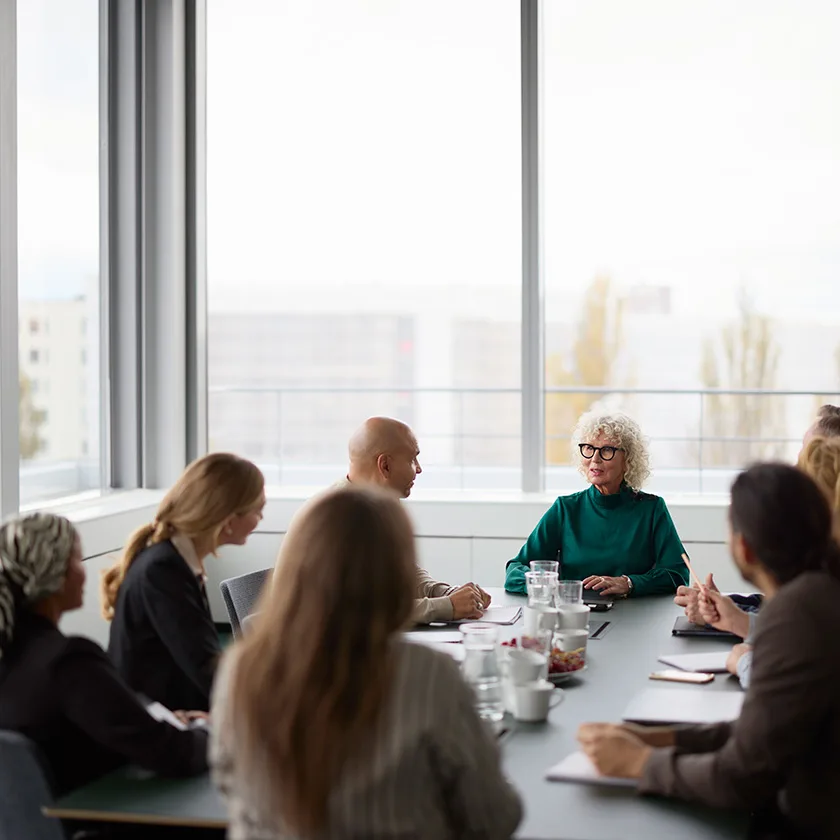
xmin=501 ymin=636 xmax=587 ymax=686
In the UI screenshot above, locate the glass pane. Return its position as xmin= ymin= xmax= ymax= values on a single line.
xmin=207 ymin=0 xmax=521 ymax=491
xmin=544 ymin=0 xmax=840 ymax=494
xmin=17 ymin=0 xmax=101 ymax=506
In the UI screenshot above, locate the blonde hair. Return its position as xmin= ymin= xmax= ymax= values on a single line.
xmin=814 ymin=404 xmax=840 ymax=439
xmin=100 ymin=453 xmax=264 ymax=620
xmin=571 ymin=410 xmax=651 ymax=490
xmin=222 ymin=486 xmax=417 ymax=835
xmin=797 ymin=436 xmax=840 ymax=536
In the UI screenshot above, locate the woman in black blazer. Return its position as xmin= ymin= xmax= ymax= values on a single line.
xmin=0 ymin=512 xmax=208 ymax=796
xmin=102 ymin=453 xmax=265 ymax=712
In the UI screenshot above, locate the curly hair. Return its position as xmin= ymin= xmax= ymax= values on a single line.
xmin=571 ymin=410 xmax=651 ymax=490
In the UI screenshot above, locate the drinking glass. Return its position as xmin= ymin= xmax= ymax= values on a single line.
xmin=460 ymin=623 xmax=504 ymax=724
xmin=525 ymin=571 xmax=558 ymax=607
xmin=556 ymin=579 xmax=583 ymax=605
xmin=529 ymin=560 xmax=560 ymax=575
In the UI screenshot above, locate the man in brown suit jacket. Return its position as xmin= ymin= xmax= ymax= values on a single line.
xmin=577 ymin=463 xmax=840 ymax=840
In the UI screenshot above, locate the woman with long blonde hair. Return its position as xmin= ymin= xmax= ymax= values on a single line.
xmin=797 ymin=435 xmax=840 ymax=537
xmin=104 ymin=452 xmax=265 ymax=712
xmin=210 ymin=486 xmax=522 ymax=840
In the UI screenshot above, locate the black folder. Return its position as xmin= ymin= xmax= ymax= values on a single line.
xmin=671 ymin=615 xmax=742 ymax=641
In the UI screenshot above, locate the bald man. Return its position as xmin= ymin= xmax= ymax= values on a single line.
xmin=335 ymin=417 xmax=491 ymax=623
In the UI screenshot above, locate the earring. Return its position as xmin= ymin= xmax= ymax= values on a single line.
xmin=225 ymin=526 xmax=233 ymax=535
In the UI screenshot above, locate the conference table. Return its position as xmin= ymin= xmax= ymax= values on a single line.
xmin=46 ymin=589 xmax=749 ymax=839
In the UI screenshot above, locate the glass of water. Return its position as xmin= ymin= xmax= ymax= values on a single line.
xmin=460 ymin=623 xmax=504 ymax=724
xmin=525 ymin=570 xmax=558 ymax=607
xmin=556 ymin=579 xmax=583 ymax=605
xmin=529 ymin=560 xmax=560 ymax=575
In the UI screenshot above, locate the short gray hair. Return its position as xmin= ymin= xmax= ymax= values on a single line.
xmin=571 ymin=410 xmax=651 ymax=490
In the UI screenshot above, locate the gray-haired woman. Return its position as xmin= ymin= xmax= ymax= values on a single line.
xmin=505 ymin=411 xmax=688 ymax=597
xmin=0 ymin=513 xmax=208 ymax=796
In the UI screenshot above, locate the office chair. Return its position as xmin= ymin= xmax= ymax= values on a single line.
xmin=0 ymin=730 xmax=65 ymax=840
xmin=219 ymin=568 xmax=271 ymax=639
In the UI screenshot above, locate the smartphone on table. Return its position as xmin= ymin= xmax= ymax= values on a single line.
xmin=649 ymin=670 xmax=715 ymax=684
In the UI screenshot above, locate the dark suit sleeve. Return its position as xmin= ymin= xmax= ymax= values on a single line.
xmin=640 ymin=590 xmax=831 ymax=809
xmin=56 ymin=638 xmax=208 ymax=777
xmin=140 ymin=558 xmax=221 ymax=704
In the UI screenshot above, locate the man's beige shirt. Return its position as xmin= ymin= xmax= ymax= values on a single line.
xmin=331 ymin=476 xmax=454 ymax=622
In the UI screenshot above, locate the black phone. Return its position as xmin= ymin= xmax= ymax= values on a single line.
xmin=589 ymin=601 xmax=614 ymax=612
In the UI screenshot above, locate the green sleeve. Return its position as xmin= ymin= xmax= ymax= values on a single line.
xmin=504 ymin=500 xmax=564 ymax=594
xmin=628 ymin=498 xmax=690 ymax=597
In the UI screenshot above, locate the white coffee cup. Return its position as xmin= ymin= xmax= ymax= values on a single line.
xmin=555 ymin=628 xmax=588 ymax=656
xmin=505 ymin=648 xmax=546 ymax=685
xmin=512 ymin=680 xmax=564 ymax=722
xmin=557 ymin=603 xmax=590 ymax=631
xmin=524 ymin=605 xmax=559 ymax=637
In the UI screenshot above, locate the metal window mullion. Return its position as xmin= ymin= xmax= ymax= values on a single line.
xmin=185 ymin=0 xmax=208 ymax=462
xmin=0 ymin=0 xmax=20 ymax=517
xmin=105 ymin=0 xmax=143 ymax=490
xmin=140 ymin=0 xmax=189 ymax=487
xmin=520 ymin=0 xmax=545 ymax=493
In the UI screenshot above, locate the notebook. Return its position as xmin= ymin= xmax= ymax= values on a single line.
xmin=622 ymin=687 xmax=744 ymax=725
xmin=672 ymin=615 xmax=742 ymax=640
xmin=545 ymin=751 xmax=637 ymax=788
xmin=657 ymin=651 xmax=731 ymax=673
xmin=453 ymin=605 xmax=522 ymax=625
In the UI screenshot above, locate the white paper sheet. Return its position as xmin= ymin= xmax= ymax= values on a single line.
xmin=545 ymin=751 xmax=637 ymax=788
xmin=404 ymin=630 xmax=465 ymax=644
xmin=146 ymin=701 xmax=188 ymax=731
xmin=657 ymin=651 xmax=731 ymax=673
xmin=622 ymin=687 xmax=744 ymax=725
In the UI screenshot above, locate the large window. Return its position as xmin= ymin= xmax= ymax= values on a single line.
xmin=207 ymin=0 xmax=522 ymax=490
xmin=17 ymin=0 xmax=101 ymax=506
xmin=543 ymin=0 xmax=840 ymax=493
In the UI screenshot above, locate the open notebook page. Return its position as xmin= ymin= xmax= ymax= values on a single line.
xmin=545 ymin=751 xmax=637 ymax=788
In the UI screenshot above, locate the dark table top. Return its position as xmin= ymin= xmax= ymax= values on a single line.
xmin=47 ymin=588 xmax=748 ymax=838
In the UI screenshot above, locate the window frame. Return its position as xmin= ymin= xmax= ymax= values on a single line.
xmin=3 ymin=0 xmax=831 ymax=513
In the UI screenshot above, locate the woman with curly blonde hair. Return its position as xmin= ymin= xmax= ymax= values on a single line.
xmin=505 ymin=410 xmax=688 ymax=598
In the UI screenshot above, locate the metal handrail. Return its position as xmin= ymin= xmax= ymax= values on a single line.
xmin=208 ymin=385 xmax=840 ymax=397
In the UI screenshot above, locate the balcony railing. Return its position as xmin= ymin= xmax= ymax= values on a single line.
xmin=18 ymin=386 xmax=838 ymax=506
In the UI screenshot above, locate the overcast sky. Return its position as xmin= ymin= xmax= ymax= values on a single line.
xmin=16 ymin=0 xmax=840 ymax=325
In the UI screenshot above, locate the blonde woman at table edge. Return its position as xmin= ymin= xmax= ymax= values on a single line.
xmin=578 ymin=462 xmax=840 ymax=840
xmin=210 ymin=485 xmax=522 ymax=840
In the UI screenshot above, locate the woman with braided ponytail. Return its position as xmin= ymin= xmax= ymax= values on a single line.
xmin=0 ymin=513 xmax=208 ymax=796
xmin=104 ymin=453 xmax=265 ymax=712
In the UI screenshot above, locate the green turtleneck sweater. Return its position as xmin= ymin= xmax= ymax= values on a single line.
xmin=504 ymin=484 xmax=688 ymax=597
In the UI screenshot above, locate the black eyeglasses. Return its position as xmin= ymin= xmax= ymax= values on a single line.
xmin=579 ymin=443 xmax=623 ymax=461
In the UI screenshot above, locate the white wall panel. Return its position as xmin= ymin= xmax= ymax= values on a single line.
xmin=682 ymin=542 xmax=742 ymax=593
xmin=207 ymin=533 xmax=283 ymax=621
xmin=62 ymin=493 xmax=737 ymax=632
xmin=471 ymin=538 xmax=524 ymax=587
xmin=415 ymin=537 xmax=471 ymax=587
